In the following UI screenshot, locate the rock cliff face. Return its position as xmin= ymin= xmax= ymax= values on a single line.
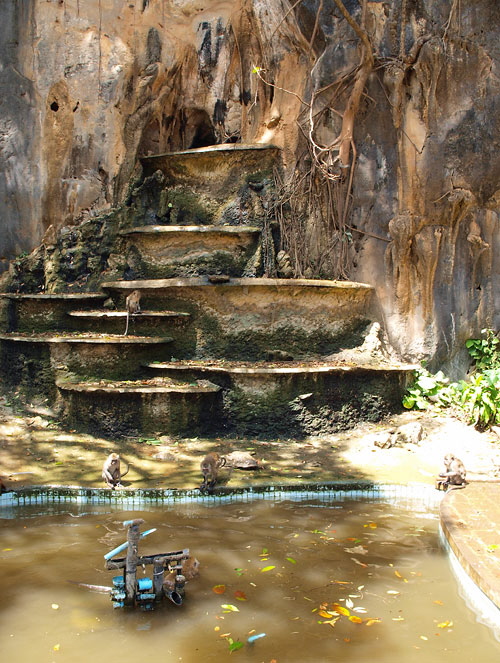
xmin=0 ymin=0 xmax=498 ymax=374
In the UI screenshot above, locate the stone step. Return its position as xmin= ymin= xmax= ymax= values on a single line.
xmin=141 ymin=144 xmax=280 ymax=194
xmin=67 ymin=309 xmax=191 ymax=335
xmin=121 ymin=225 xmax=261 ymax=236
xmin=56 ymin=377 xmax=221 ymax=437
xmin=68 ymin=309 xmax=190 ymax=319
xmin=0 ymin=333 xmax=174 ymax=401
xmin=102 ymin=277 xmax=375 ymax=360
xmin=0 ymin=292 xmax=106 ymax=332
xmin=147 ymin=358 xmax=415 ymax=376
xmin=120 ymin=225 xmax=262 ymax=279
xmin=145 ymin=359 xmax=416 ymax=438
xmin=0 ymin=332 xmax=173 ymax=344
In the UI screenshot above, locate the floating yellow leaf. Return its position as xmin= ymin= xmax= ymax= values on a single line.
xmin=349 ymin=615 xmax=363 ymax=624
xmin=365 ymin=618 xmax=381 ymax=626
xmin=212 ymin=584 xmax=226 ymax=594
xmin=420 ymin=635 xmax=428 ymax=641
xmin=2 ymin=548 xmax=12 ymax=552
xmin=437 ymin=620 xmax=453 ymax=628
xmin=387 ymin=590 xmax=400 ymax=595
xmin=318 ymin=610 xmax=334 ymax=619
xmin=395 ymin=571 xmax=403 ymax=578
xmin=331 ymin=603 xmax=350 ymax=617
xmin=433 ymin=600 xmax=444 ymax=605
xmin=214 ymin=626 xmax=220 ymax=632
xmin=53 ymin=644 xmax=60 ymax=651
xmin=51 ymin=603 xmax=59 ymax=610
xmin=261 ymin=565 xmax=275 ymax=572
xmin=234 ymin=590 xmax=247 ymax=601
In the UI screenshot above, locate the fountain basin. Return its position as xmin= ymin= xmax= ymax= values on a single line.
xmin=103 ymin=277 xmax=375 ymax=359
xmin=120 ymin=225 xmax=262 ymax=278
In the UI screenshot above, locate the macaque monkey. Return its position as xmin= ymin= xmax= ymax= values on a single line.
xmin=102 ymin=452 xmax=129 ymax=489
xmin=124 ymin=289 xmax=141 ymax=336
xmin=436 ymin=453 xmax=467 ymax=491
xmin=200 ymin=452 xmax=226 ymax=493
xmin=163 ymin=556 xmax=200 ymax=592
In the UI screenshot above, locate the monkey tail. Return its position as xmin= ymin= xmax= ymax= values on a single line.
xmin=124 ymin=311 xmax=130 ymax=336
xmin=121 ymin=460 xmax=130 ymax=478
xmin=219 ymin=456 xmax=227 ymax=467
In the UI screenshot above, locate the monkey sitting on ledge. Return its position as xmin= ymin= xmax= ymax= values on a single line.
xmin=102 ymin=453 xmax=129 ymax=489
xmin=436 ymin=453 xmax=467 ymax=491
xmin=199 ymin=452 xmax=226 ymax=494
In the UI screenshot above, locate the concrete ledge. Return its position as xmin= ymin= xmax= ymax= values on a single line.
xmin=147 ymin=359 xmax=417 ymax=375
xmin=0 ymin=481 xmax=442 ymax=511
xmin=0 ymin=333 xmax=173 ymax=344
xmin=102 ymin=277 xmax=373 ymax=290
xmin=121 ymin=225 xmax=261 ymax=235
xmin=440 ymin=482 xmax=500 ymax=611
xmin=0 ymin=293 xmax=105 ymax=300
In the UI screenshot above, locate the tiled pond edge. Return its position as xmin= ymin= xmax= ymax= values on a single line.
xmin=439 ymin=529 xmax=500 ymax=643
xmin=0 ymin=481 xmax=442 ymax=512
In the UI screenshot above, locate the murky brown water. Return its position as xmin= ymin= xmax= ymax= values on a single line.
xmin=1 ymin=497 xmax=499 ymax=663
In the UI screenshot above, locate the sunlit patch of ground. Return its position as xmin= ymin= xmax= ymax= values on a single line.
xmin=1 ymin=390 xmax=499 ymax=493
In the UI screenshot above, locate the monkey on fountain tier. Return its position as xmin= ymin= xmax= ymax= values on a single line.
xmin=124 ymin=289 xmax=141 ymax=336
xmin=104 ymin=518 xmax=199 ymax=610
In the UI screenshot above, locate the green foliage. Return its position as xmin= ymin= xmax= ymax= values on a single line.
xmin=457 ymin=369 xmax=500 ymax=428
xmin=403 ymin=329 xmax=500 ymax=429
xmin=402 ymin=369 xmax=450 ymax=410
xmin=465 ymin=328 xmax=500 ymax=371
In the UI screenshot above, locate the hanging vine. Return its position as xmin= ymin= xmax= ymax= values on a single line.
xmin=253 ymin=0 xmax=375 ymax=280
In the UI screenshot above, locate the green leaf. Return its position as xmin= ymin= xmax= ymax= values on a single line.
xmin=221 ymin=604 xmax=240 ymax=612
xmin=227 ymin=638 xmax=244 ymax=653
xmin=261 ymin=565 xmax=275 ymax=572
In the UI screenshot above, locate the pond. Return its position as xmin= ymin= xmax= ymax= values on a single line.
xmin=1 ymin=493 xmax=499 ymax=663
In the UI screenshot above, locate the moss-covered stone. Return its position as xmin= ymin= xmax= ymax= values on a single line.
xmin=196 ymin=314 xmax=371 ymax=360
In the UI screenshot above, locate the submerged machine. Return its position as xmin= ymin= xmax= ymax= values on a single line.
xmin=104 ymin=518 xmax=190 ymax=610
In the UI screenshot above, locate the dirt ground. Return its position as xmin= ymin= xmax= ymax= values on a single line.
xmin=1 ymin=392 xmax=500 ymax=494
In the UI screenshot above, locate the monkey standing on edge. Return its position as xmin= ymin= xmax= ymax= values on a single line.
xmin=200 ymin=452 xmax=226 ymax=493
xmin=124 ymin=290 xmax=141 ymax=336
xmin=102 ymin=453 xmax=129 ymax=489
xmin=436 ymin=453 xmax=467 ymax=491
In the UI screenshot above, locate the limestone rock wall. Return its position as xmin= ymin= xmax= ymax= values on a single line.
xmin=0 ymin=0 xmax=498 ymax=374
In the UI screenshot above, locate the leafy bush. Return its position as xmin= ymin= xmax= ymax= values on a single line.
xmin=403 ymin=329 xmax=500 ymax=429
xmin=465 ymin=329 xmax=500 ymax=371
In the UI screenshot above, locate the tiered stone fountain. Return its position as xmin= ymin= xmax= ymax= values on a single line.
xmin=0 ymin=145 xmax=414 ymax=439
